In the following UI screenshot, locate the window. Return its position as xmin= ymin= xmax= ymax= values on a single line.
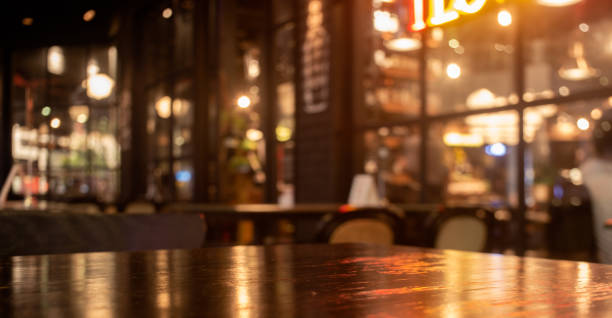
xmin=11 ymin=45 xmax=120 ymax=203
xmin=363 ymin=126 xmax=421 ymax=203
xmin=426 ymin=6 xmax=516 ymax=115
xmin=524 ymin=98 xmax=608 ymax=215
xmin=142 ymin=1 xmax=195 ymax=202
xmin=428 ymin=117 xmax=518 ymax=206
xmin=274 ymin=22 xmax=296 ymax=204
xmin=524 ymin=0 xmax=612 ymax=101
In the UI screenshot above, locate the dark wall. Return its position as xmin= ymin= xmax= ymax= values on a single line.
xmin=295 ymin=0 xmax=352 ymax=203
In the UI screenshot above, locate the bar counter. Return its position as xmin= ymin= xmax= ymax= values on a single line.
xmin=2 ymin=244 xmax=612 ymax=317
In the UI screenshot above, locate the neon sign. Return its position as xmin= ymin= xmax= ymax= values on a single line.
xmin=406 ymin=0 xmax=488 ymax=31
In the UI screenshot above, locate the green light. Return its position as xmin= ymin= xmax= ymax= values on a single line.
xmin=41 ymin=106 xmax=51 ymax=117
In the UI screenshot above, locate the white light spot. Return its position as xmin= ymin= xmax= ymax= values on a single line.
xmin=446 ymin=63 xmax=461 ymax=79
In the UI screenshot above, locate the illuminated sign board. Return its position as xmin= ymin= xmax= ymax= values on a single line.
xmin=12 ymin=124 xmax=39 ymax=161
xmin=406 ymin=0 xmax=488 ymax=31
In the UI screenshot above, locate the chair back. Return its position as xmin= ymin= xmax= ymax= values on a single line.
xmin=434 ymin=213 xmax=488 ymax=252
xmin=317 ymin=208 xmax=401 ymax=245
xmin=125 ymin=201 xmax=156 ymax=214
xmin=0 ymin=212 xmax=205 ymax=256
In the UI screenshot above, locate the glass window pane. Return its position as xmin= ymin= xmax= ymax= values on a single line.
xmin=363 ymin=126 xmax=421 ymax=203
xmin=92 ymin=170 xmax=119 ymax=203
xmin=428 ymin=117 xmax=518 ymax=206
xmin=89 ymin=107 xmax=120 ymax=170
xmin=147 ymin=160 xmax=172 ymax=202
xmin=12 ymin=48 xmax=47 ymax=123
xmin=173 ymin=78 xmax=193 ymax=158
xmin=362 ymin=0 xmax=422 ymax=123
xmin=143 ymin=7 xmax=172 ymax=83
xmin=275 ymin=23 xmax=296 ymax=204
xmin=146 ymin=85 xmax=171 ymax=160
xmin=217 ymin=4 xmax=267 ymax=203
xmin=524 ymin=1 xmax=612 ymax=101
xmin=524 ymin=97 xmax=612 ymax=258
xmin=525 ymin=98 xmax=610 ymax=220
xmin=11 ymin=45 xmax=120 ymax=203
xmin=426 ymin=6 xmax=516 ymax=115
xmin=174 ymin=0 xmax=194 ymax=70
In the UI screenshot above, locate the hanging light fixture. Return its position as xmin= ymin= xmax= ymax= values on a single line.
xmin=536 ymin=0 xmax=582 ymax=7
xmin=558 ymin=42 xmax=599 ymax=81
xmin=381 ymin=0 xmax=421 ymax=52
xmin=87 ymin=74 xmax=114 ymax=100
xmin=85 ymin=58 xmax=114 ymax=100
xmin=47 ymin=46 xmax=65 ymax=75
xmin=385 ymin=36 xmax=422 ymax=52
xmin=373 ymin=10 xmax=399 ymax=33
xmin=155 ymin=96 xmax=172 ymax=119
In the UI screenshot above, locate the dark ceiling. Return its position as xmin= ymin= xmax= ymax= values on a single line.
xmin=1 ymin=0 xmax=146 ymax=48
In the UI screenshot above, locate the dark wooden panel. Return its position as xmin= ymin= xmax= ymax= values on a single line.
xmin=295 ymin=0 xmax=351 ymax=203
xmin=2 ymin=244 xmax=612 ymax=317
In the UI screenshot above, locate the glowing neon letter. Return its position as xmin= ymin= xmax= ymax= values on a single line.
xmin=428 ymin=0 xmax=460 ymax=26
xmin=453 ymin=0 xmax=487 ymax=14
xmin=411 ymin=0 xmax=427 ymax=31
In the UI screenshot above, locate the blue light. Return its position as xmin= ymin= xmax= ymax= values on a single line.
xmin=175 ymin=170 xmax=192 ymax=183
xmin=553 ymin=185 xmax=564 ymax=199
xmin=485 ymin=143 xmax=507 ymax=157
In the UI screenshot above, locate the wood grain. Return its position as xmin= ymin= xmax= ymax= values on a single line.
xmin=2 ymin=244 xmax=612 ymax=317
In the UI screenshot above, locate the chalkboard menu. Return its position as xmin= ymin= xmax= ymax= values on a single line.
xmin=301 ymin=0 xmax=330 ymax=114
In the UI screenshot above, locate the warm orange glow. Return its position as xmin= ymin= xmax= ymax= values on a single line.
xmin=428 ymin=0 xmax=460 ymax=26
xmin=69 ymin=106 xmax=90 ymax=124
xmin=374 ymin=10 xmax=399 ymax=33
xmin=446 ymin=63 xmax=461 ymax=79
xmin=402 ymin=0 xmax=490 ymax=29
xmin=558 ymin=42 xmax=599 ymax=81
xmin=87 ymin=74 xmax=114 ymax=100
xmin=83 ymin=10 xmax=96 ymax=22
xmin=537 ymin=0 xmax=582 ymax=7
xmin=22 ymin=17 xmax=33 ymax=26
xmin=454 ymin=0 xmax=487 ymax=14
xmin=246 ymin=129 xmax=263 ymax=142
xmin=497 ymin=10 xmax=512 ymax=27
xmin=385 ymin=37 xmax=422 ymax=52
xmin=47 ymin=46 xmax=65 ymax=75
xmin=162 ymin=8 xmax=173 ymax=19
xmin=237 ymin=96 xmax=251 ymax=109
xmin=155 ymin=96 xmax=172 ymax=119
xmin=443 ymin=132 xmax=484 ymax=147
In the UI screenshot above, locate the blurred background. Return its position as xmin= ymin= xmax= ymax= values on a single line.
xmin=1 ymin=0 xmax=611 ymax=260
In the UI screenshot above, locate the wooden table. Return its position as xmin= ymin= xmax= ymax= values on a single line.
xmin=2 ymin=244 xmax=612 ymax=317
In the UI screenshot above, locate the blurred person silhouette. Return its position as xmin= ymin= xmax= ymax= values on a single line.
xmin=581 ymin=108 xmax=612 ymax=264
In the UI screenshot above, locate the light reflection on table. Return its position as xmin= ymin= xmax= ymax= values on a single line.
xmin=2 ymin=244 xmax=612 ymax=317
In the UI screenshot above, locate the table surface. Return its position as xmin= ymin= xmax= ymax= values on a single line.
xmin=2 ymin=244 xmax=612 ymax=317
